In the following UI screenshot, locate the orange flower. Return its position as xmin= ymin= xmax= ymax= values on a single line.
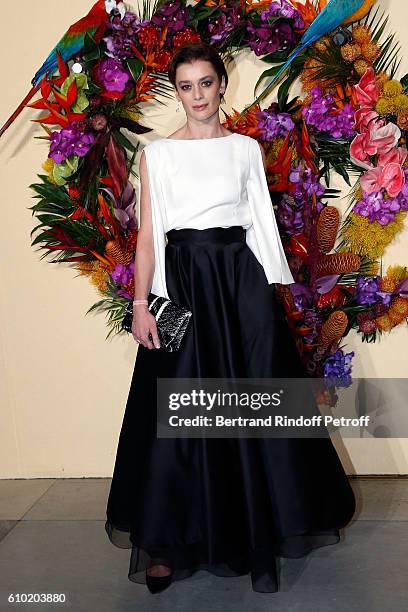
xmin=291 ymin=0 xmax=327 ymax=30
xmin=223 ymin=104 xmax=263 ymax=138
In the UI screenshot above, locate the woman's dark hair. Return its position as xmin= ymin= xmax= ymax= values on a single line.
xmin=168 ymin=42 xmax=228 ymax=103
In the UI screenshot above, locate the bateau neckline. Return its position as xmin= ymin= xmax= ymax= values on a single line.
xmin=163 ymin=133 xmax=238 ymax=142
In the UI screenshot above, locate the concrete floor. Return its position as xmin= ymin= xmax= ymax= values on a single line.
xmin=0 ymin=477 xmax=407 ymax=611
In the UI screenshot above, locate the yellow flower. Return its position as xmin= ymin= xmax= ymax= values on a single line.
xmin=76 ymin=261 xmax=110 ymax=294
xmin=394 ymin=94 xmax=408 ymax=112
xmin=384 ymin=265 xmax=408 ymax=282
xmin=375 ymin=97 xmax=396 ymax=116
xmin=382 ymin=79 xmax=403 ymax=98
xmin=341 ymin=212 xmax=406 ymax=258
xmin=42 ymin=157 xmax=57 ymax=184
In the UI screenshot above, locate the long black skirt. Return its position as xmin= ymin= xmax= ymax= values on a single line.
xmin=105 ymin=226 xmax=356 ymax=593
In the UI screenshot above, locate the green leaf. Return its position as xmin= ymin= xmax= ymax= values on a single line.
xmin=277 ymin=64 xmax=302 ymax=111
xmin=61 ymin=73 xmax=90 ymax=113
xmin=126 ymin=58 xmax=143 ymax=82
xmin=400 ymin=73 xmax=408 ymax=91
xmin=52 ymin=156 xmax=79 ymax=185
xmin=253 ymin=63 xmax=285 ymax=97
xmin=113 ymin=129 xmax=137 ymax=153
xmin=83 ymin=32 xmax=100 ymax=62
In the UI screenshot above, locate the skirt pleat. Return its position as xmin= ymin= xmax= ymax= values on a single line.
xmin=105 ymin=226 xmax=356 ymax=593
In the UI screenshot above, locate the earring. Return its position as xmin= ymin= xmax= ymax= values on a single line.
xmin=176 ymin=99 xmax=181 ymax=112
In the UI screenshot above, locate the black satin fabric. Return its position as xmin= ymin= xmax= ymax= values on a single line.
xmin=105 ymin=226 xmax=356 ymax=593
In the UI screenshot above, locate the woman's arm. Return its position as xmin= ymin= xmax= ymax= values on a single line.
xmin=133 ymin=150 xmax=155 ymax=302
xmin=131 ymin=149 xmax=161 ymax=349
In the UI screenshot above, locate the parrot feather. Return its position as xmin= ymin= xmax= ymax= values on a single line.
xmin=0 ymin=0 xmax=110 ymax=139
xmin=231 ymin=0 xmax=377 ymax=126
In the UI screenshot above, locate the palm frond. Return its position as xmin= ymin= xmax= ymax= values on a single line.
xmin=136 ymin=0 xmax=162 ymax=22
xmin=301 ymin=43 xmax=351 ymax=86
xmin=314 ymin=136 xmax=361 ymax=187
xmin=362 ymin=9 xmax=402 ymax=77
xmin=85 ymin=292 xmax=130 ymax=341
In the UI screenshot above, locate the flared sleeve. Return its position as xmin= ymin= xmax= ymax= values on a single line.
xmin=142 ymin=143 xmax=170 ymax=300
xmin=245 ymin=138 xmax=295 ymax=285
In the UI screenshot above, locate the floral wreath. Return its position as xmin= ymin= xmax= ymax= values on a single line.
xmin=2 ymin=0 xmax=408 ymax=405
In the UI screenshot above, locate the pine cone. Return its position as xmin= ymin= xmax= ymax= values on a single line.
xmin=315 ymin=252 xmax=360 ymax=278
xmin=317 ymin=206 xmax=340 ymax=254
xmin=105 ymin=240 xmax=134 ymax=265
xmin=318 ymin=310 xmax=348 ymax=349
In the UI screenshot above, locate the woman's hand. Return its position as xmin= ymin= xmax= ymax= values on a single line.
xmin=132 ymin=306 xmax=161 ymax=350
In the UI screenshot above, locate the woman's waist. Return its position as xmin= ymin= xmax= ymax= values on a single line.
xmin=166 ymin=226 xmax=247 ymax=245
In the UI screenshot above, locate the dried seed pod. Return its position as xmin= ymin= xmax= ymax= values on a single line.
xmin=105 ymin=240 xmax=134 ymax=265
xmin=319 ymin=310 xmax=348 ymax=349
xmin=315 ymin=252 xmax=361 ymax=278
xmin=317 ymin=206 xmax=340 ymax=254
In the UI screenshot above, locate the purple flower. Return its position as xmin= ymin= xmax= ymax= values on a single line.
xmin=208 ymin=5 xmax=243 ymax=43
xmin=323 ymin=348 xmax=355 ymax=387
xmin=257 ymin=107 xmax=294 ymax=139
xmin=151 ymin=0 xmax=188 ymax=33
xmin=97 ymin=58 xmax=130 ymax=92
xmin=303 ymin=308 xmax=323 ymax=342
xmin=112 ymin=261 xmax=135 ymax=298
xmin=375 ymin=291 xmax=393 ymax=306
xmin=261 ymin=0 xmax=304 ymax=29
xmin=356 ymin=276 xmax=380 ymax=305
xmin=277 ymin=196 xmax=304 ymax=234
xmin=353 ymin=188 xmax=404 ymax=225
xmin=277 ymin=162 xmax=325 ymax=235
xmin=101 ymin=180 xmax=138 ymax=233
xmin=48 ymin=122 xmax=95 ymax=163
xmin=245 ymin=1 xmax=304 ymax=56
xmin=246 ymin=21 xmax=295 ymax=56
xmin=104 ymin=11 xmax=146 ymax=60
xmin=49 ymin=131 xmax=65 ymax=164
xmin=302 ymin=87 xmax=355 ymax=139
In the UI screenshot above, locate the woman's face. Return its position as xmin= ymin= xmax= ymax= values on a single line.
xmin=174 ymin=60 xmax=225 ymax=120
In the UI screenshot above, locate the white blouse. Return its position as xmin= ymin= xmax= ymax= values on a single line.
xmin=140 ymin=132 xmax=295 ymax=299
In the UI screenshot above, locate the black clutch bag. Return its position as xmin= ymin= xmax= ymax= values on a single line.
xmin=121 ymin=293 xmax=192 ymax=352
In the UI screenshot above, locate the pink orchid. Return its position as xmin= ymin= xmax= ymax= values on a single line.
xmin=378 ymin=147 xmax=408 ymax=167
xmin=360 ymin=162 xmax=405 ymax=197
xmin=354 ymin=67 xmax=380 ymax=108
xmin=350 ymin=121 xmax=401 ymax=170
xmin=359 ymin=145 xmax=407 ymax=197
xmin=354 ymin=107 xmax=383 ymax=133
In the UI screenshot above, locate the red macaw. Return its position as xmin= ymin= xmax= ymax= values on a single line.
xmin=0 ymin=0 xmax=118 ymax=138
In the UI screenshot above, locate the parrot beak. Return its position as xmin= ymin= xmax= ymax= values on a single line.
xmin=105 ymin=0 xmax=126 ymax=19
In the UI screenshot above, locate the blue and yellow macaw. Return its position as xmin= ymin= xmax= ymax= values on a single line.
xmin=0 ymin=0 xmax=123 ymax=138
xmin=231 ymin=0 xmax=377 ymax=126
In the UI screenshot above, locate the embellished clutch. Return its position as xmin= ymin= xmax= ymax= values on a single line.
xmin=121 ymin=293 xmax=192 ymax=352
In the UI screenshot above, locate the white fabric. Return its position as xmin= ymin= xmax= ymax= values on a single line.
xmin=141 ymin=133 xmax=295 ymax=299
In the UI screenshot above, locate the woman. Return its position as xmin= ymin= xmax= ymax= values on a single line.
xmin=105 ymin=42 xmax=356 ymax=594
